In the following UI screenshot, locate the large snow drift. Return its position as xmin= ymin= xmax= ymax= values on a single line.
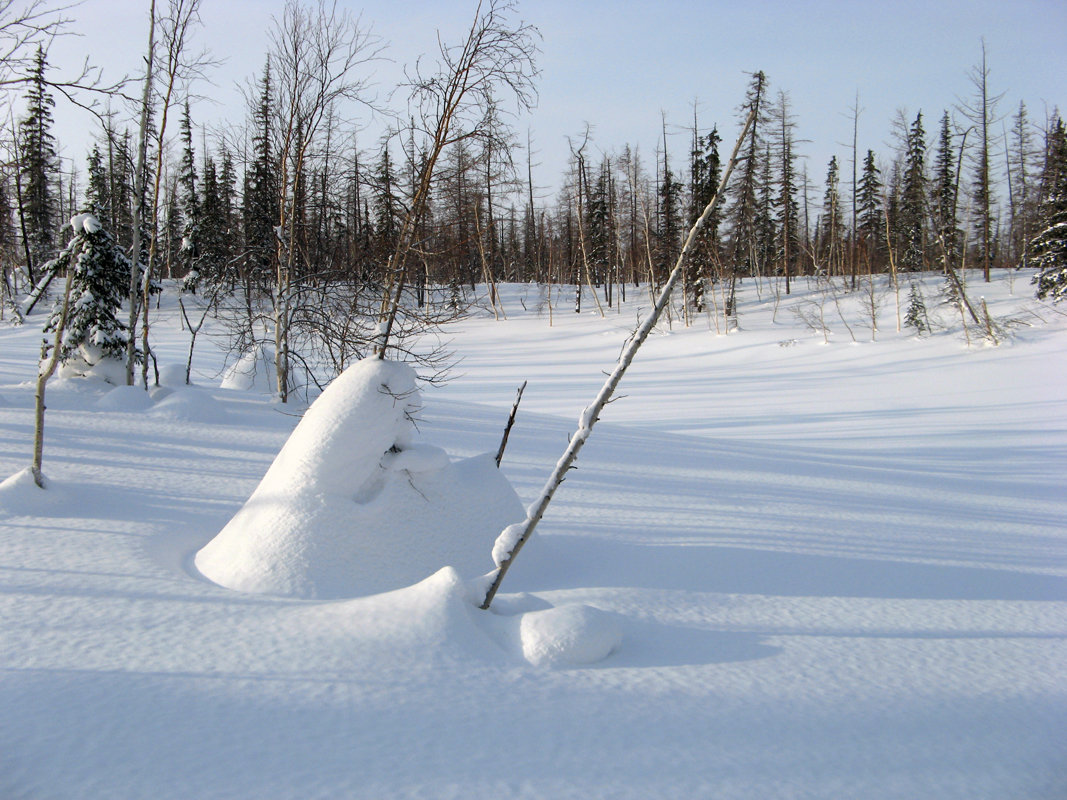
xmin=195 ymin=358 xmax=523 ymax=598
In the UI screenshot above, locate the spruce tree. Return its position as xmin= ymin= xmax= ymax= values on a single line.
xmin=904 ymin=282 xmax=929 ymax=334
xmin=1031 ymin=116 xmax=1067 ymax=301
xmin=899 ymin=111 xmax=927 ymax=271
xmin=18 ymin=46 xmax=59 ymax=280
xmin=242 ymin=60 xmax=279 ymax=288
xmin=42 ymin=214 xmax=133 ymax=369
xmin=728 ymin=71 xmax=767 ymax=277
xmin=196 ymin=154 xmax=224 ymax=291
xmin=656 ymin=147 xmax=681 ymax=285
xmin=85 ymin=145 xmax=110 ymax=222
xmin=177 ymin=102 xmax=200 ymax=284
xmin=754 ymin=144 xmax=777 ymax=287
xmin=772 ymin=90 xmax=801 ymax=291
xmin=586 ymin=158 xmax=612 ymax=291
xmin=857 ymin=149 xmax=884 ymax=269
xmin=687 ymin=125 xmax=721 ymax=312
xmin=819 ymin=155 xmax=844 ymax=273
xmin=373 ymin=143 xmax=400 ymax=266
xmin=930 ymin=111 xmax=960 ymax=269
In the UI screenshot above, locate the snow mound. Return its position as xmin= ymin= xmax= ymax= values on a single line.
xmin=157 ymin=362 xmax=190 ymax=387
xmin=149 ymin=388 xmax=230 ymax=424
xmin=0 ymin=467 xmax=71 ymax=514
xmin=518 ymin=604 xmax=623 ymax=667
xmin=55 ymin=346 xmax=127 ymax=384
xmin=96 ymin=384 xmax=155 ymax=412
xmin=195 ymin=358 xmax=524 ymax=599
xmin=220 ymin=344 xmax=277 ymax=393
xmin=219 ymin=344 xmax=305 ymax=396
xmin=0 ymin=467 xmax=42 ymax=508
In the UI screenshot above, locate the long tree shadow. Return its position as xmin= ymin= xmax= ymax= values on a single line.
xmin=509 ymin=534 xmax=1067 ymax=602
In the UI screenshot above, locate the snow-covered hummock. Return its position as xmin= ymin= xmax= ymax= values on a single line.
xmin=195 ymin=358 xmax=524 ymax=599
xmin=219 ymin=344 xmax=280 ymax=393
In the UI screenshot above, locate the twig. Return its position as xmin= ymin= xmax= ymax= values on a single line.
xmin=495 ymin=380 xmax=527 ymax=468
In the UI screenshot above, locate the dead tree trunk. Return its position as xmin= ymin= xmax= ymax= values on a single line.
xmin=480 ymin=100 xmax=759 ymax=610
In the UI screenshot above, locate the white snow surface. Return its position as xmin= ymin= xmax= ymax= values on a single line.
xmin=196 ymin=357 xmax=524 ymax=598
xmin=219 ymin=342 xmax=281 ymax=393
xmin=68 ymin=212 xmax=101 ymax=233
xmin=1 ymin=272 xmax=1066 ymax=799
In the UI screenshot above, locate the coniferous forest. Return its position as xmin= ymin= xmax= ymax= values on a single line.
xmin=0 ymin=0 xmax=1064 ymax=396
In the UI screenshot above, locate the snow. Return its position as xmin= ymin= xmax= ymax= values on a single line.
xmin=195 ymin=357 xmax=525 ymax=598
xmin=518 ymin=603 xmax=623 ymax=666
xmin=492 ymin=520 xmax=527 ymax=566
xmin=1 ymin=271 xmax=1065 ymax=799
xmin=68 ymin=212 xmax=101 ymax=234
xmin=219 ymin=343 xmax=280 ymax=393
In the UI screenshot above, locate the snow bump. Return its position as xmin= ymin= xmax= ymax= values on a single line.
xmin=195 ymin=358 xmax=524 ymax=599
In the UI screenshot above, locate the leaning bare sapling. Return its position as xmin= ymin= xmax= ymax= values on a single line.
xmin=480 ymin=96 xmax=759 ymax=610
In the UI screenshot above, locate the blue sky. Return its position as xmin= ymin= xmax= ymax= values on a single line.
xmin=43 ymin=0 xmax=1067 ymax=202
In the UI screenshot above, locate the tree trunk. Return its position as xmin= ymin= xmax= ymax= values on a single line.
xmin=32 ymin=264 xmax=75 ymax=487
xmin=126 ymin=0 xmax=156 ymax=386
xmin=480 ymin=101 xmax=758 ymax=610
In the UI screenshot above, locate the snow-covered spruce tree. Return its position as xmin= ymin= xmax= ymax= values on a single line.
xmin=904 ymin=282 xmax=929 ymax=335
xmin=41 ymin=214 xmax=133 ymax=375
xmin=1031 ymin=116 xmax=1067 ymax=301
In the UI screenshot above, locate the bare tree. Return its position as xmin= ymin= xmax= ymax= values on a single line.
xmin=481 ymin=97 xmax=759 ymax=610
xmin=0 ymin=1 xmax=126 ymax=112
xmin=268 ymin=0 xmax=381 ymax=401
xmin=958 ymin=38 xmax=1004 ymax=282
xmin=376 ymin=0 xmax=539 ymax=358
xmin=124 ymin=0 xmax=155 ymax=385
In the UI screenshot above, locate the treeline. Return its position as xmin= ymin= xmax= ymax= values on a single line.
xmin=2 ymin=1 xmax=1066 ymax=392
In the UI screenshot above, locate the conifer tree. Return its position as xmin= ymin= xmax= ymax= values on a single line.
xmin=687 ymin=124 xmax=721 ymax=312
xmin=242 ymin=61 xmax=279 ymax=290
xmin=904 ymin=282 xmax=929 ymax=334
xmin=754 ymin=144 xmax=777 ymax=286
xmin=899 ymin=111 xmax=927 ymax=271
xmin=930 ymin=111 xmax=960 ymax=269
xmin=728 ymin=71 xmax=767 ymax=277
xmin=176 ymin=101 xmax=200 ymax=283
xmin=857 ymin=149 xmax=884 ymax=268
xmin=1031 ymin=116 xmax=1067 ymax=300
xmin=374 ymin=142 xmax=400 ymax=267
xmin=41 ymin=214 xmax=132 ymax=368
xmin=586 ymin=157 xmax=613 ymax=292
xmin=819 ymin=155 xmax=844 ymax=273
xmin=18 ymin=46 xmax=59 ymax=280
xmin=85 ymin=145 xmax=110 ymax=222
xmin=771 ymin=90 xmax=801 ymax=290
xmin=656 ymin=138 xmax=681 ymax=285
xmin=196 ymin=153 xmax=226 ymax=291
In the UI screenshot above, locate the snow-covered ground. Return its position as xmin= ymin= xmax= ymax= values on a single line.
xmin=1 ymin=271 xmax=1065 ymax=799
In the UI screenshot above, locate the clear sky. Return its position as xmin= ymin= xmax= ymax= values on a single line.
xmin=41 ymin=0 xmax=1067 ymax=203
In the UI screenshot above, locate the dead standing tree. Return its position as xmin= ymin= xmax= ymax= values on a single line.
xmin=376 ymin=0 xmax=538 ymax=358
xmin=269 ymin=0 xmax=381 ymax=401
xmin=481 ymin=95 xmax=759 ymax=610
